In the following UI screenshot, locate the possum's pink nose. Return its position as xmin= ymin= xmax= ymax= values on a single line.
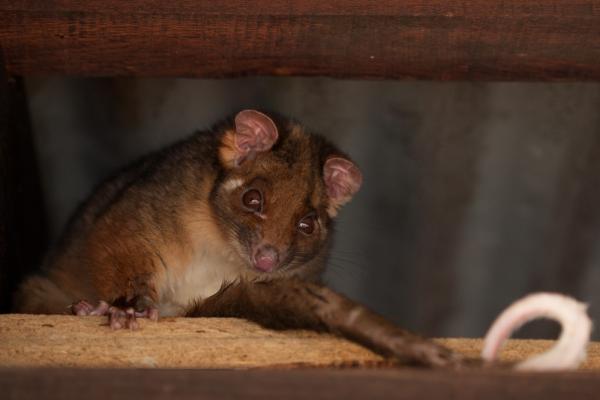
xmin=253 ymin=245 xmax=279 ymax=272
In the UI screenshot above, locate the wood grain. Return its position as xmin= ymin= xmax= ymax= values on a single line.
xmin=1 ymin=1 xmax=599 ymax=80
xmin=2 ymin=314 xmax=600 ymax=370
xmin=0 ymin=314 xmax=386 ymax=368
xmin=2 ymin=315 xmax=600 ymax=398
xmin=2 ymin=367 xmax=600 ymax=400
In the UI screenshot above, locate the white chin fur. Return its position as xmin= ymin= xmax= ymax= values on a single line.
xmin=482 ymin=292 xmax=592 ymax=371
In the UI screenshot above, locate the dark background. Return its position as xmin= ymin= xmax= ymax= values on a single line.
xmin=24 ymin=77 xmax=600 ymax=339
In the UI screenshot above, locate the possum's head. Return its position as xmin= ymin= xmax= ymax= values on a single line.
xmin=211 ymin=109 xmax=362 ymax=280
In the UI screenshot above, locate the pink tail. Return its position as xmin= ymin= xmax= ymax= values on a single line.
xmin=482 ymin=293 xmax=592 ymax=371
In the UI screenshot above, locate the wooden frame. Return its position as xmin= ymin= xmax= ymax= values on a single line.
xmin=1 ymin=1 xmax=600 ymax=398
xmin=2 ymin=368 xmax=600 ymax=400
xmin=2 ymin=1 xmax=600 ymax=79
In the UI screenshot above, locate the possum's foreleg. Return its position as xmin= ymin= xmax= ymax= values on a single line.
xmin=187 ymin=278 xmax=474 ymax=368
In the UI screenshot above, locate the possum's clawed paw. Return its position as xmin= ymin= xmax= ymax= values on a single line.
xmin=409 ymin=341 xmax=466 ymax=369
xmin=70 ymin=299 xmax=159 ymax=330
xmin=428 ymin=348 xmax=461 ymax=368
xmin=134 ymin=307 xmax=160 ymax=321
xmin=70 ymin=300 xmax=110 ymax=316
xmin=108 ymin=306 xmax=138 ymax=330
xmin=108 ymin=305 xmax=159 ymax=330
xmin=420 ymin=345 xmax=491 ymax=370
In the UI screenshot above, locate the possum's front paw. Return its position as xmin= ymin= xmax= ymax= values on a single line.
xmin=70 ymin=299 xmax=159 ymax=330
xmin=107 ymin=305 xmax=145 ymax=330
xmin=71 ymin=299 xmax=110 ymax=316
xmin=404 ymin=341 xmax=491 ymax=369
xmin=407 ymin=341 xmax=465 ymax=368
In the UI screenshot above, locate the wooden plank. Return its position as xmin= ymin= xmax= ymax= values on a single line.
xmin=0 ymin=0 xmax=600 ymax=16
xmin=2 ymin=314 xmax=600 ymax=370
xmin=3 ymin=1 xmax=599 ymax=16
xmin=0 ymin=315 xmax=386 ymax=368
xmin=0 ymin=54 xmax=47 ymax=312
xmin=2 ymin=315 xmax=600 ymax=398
xmin=2 ymin=367 xmax=600 ymax=400
xmin=1 ymin=1 xmax=599 ymax=80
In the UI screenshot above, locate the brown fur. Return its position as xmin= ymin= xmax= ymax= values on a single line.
xmin=14 ymin=110 xmax=352 ymax=314
xmin=14 ymin=110 xmax=474 ymax=368
xmin=188 ymin=278 xmax=474 ymax=368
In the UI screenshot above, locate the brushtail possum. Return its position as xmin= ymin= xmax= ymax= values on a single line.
xmin=14 ymin=110 xmax=591 ymax=369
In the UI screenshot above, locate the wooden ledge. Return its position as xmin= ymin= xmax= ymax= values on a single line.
xmin=1 ymin=367 xmax=600 ymax=400
xmin=2 ymin=314 xmax=600 ymax=399
xmin=0 ymin=314 xmax=381 ymax=368
xmin=1 ymin=314 xmax=600 ymax=370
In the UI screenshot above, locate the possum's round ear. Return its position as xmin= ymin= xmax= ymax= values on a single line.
xmin=219 ymin=110 xmax=279 ymax=168
xmin=234 ymin=110 xmax=279 ymax=155
xmin=324 ymin=157 xmax=362 ymax=216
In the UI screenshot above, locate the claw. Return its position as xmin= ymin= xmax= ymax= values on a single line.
xmin=108 ymin=305 xmax=157 ymax=330
xmin=109 ymin=306 xmax=138 ymax=330
xmin=89 ymin=300 xmax=110 ymax=316
xmin=148 ymin=307 xmax=159 ymax=322
xmin=126 ymin=308 xmax=138 ymax=330
xmin=71 ymin=299 xmax=111 ymax=316
xmin=134 ymin=307 xmax=159 ymax=322
xmin=72 ymin=299 xmax=159 ymax=330
xmin=71 ymin=300 xmax=94 ymax=316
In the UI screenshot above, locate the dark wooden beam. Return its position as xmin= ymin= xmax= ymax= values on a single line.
xmin=2 ymin=368 xmax=600 ymax=400
xmin=1 ymin=1 xmax=599 ymax=80
xmin=0 ymin=52 xmax=46 ymax=312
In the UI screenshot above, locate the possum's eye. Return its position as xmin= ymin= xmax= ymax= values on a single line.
xmin=298 ymin=214 xmax=316 ymax=235
xmin=242 ymin=188 xmax=263 ymax=213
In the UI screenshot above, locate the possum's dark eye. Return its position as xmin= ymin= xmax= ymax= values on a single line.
xmin=242 ymin=189 xmax=263 ymax=213
xmin=298 ymin=215 xmax=316 ymax=235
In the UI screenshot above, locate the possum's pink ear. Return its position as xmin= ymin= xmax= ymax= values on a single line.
xmin=220 ymin=110 xmax=279 ymax=167
xmin=235 ymin=110 xmax=278 ymax=160
xmin=324 ymin=157 xmax=362 ymax=216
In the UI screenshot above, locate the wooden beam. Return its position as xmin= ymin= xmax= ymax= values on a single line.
xmin=2 ymin=367 xmax=600 ymax=400
xmin=1 ymin=1 xmax=599 ymax=80
xmin=5 ymin=314 xmax=600 ymax=370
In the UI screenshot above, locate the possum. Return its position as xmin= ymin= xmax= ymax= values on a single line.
xmin=14 ymin=109 xmax=591 ymax=369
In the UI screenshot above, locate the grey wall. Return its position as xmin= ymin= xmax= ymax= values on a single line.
xmin=26 ymin=77 xmax=600 ymax=339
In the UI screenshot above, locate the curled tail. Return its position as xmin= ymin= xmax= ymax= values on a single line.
xmin=482 ymin=293 xmax=592 ymax=371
